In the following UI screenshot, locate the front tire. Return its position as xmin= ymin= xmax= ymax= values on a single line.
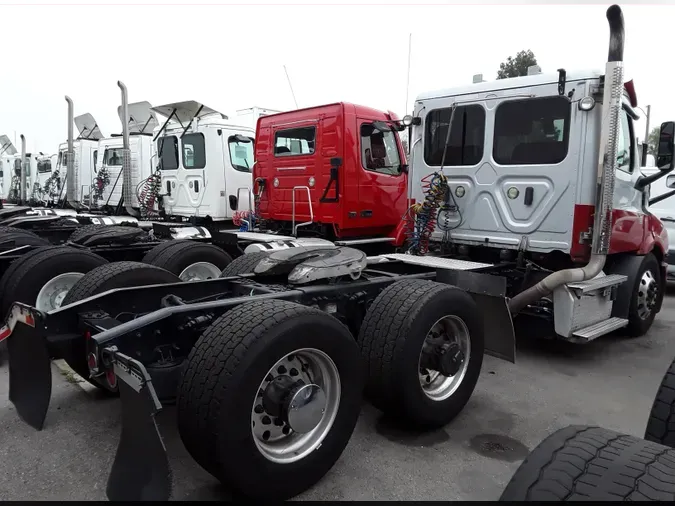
xmin=609 ymin=253 xmax=661 ymax=337
xmin=177 ymin=299 xmax=364 ymax=500
xmin=357 ymin=279 xmax=484 ymax=428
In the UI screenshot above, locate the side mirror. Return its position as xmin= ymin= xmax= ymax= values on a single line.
xmin=657 ymin=121 xmax=675 ymax=172
xmin=400 ymin=164 xmax=409 ymax=174
xmin=667 ymin=174 xmax=675 ymax=189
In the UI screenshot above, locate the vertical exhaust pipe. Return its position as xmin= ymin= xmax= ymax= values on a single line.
xmin=508 ymin=4 xmax=625 ymax=315
xmin=65 ymin=96 xmax=78 ymax=208
xmin=19 ymin=134 xmax=26 ymax=204
xmin=118 ymin=81 xmax=139 ymax=217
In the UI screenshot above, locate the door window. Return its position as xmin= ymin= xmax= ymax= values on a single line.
xmin=182 ymin=133 xmax=206 ymax=169
xmin=360 ymin=123 xmax=403 ymax=176
xmin=616 ymin=109 xmax=633 ymax=174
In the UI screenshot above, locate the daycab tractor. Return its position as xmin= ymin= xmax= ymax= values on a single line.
xmin=0 ymin=135 xmax=18 ymax=203
xmin=152 ymin=100 xmax=256 ymax=225
xmin=224 ymin=102 xmax=409 ymax=255
xmin=91 ymin=100 xmax=159 ymax=216
xmin=31 ymin=153 xmax=59 ymax=206
xmin=396 ymin=43 xmax=673 ymax=341
xmin=0 ymin=5 xmax=669 ymax=502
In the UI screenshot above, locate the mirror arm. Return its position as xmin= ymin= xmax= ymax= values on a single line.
xmin=636 ymin=170 xmax=671 ymax=191
xmin=649 ymin=188 xmax=675 ymax=206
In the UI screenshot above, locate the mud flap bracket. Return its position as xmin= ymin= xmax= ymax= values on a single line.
xmin=105 ymin=348 xmax=172 ymax=501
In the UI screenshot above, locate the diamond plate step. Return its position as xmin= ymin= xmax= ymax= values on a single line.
xmin=572 ymin=317 xmax=628 ymax=340
xmin=567 ymin=274 xmax=628 ymax=294
xmin=379 ymin=253 xmax=492 ymax=271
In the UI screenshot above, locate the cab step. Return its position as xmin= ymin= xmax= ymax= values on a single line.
xmin=334 ymin=237 xmax=395 ymax=246
xmin=567 ymin=274 xmax=627 ymax=293
xmin=572 ymin=317 xmax=629 ymax=341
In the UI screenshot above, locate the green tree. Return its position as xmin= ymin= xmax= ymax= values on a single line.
xmin=497 ymin=50 xmax=538 ymax=80
xmin=647 ymin=126 xmax=660 ymax=156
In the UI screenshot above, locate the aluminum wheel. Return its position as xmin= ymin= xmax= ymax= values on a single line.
xmin=418 ymin=315 xmax=471 ymax=402
xmin=637 ymin=269 xmax=659 ymax=320
xmin=35 ymin=272 xmax=85 ymax=312
xmin=179 ymin=262 xmax=222 ymax=282
xmin=251 ymin=348 xmax=341 ymax=464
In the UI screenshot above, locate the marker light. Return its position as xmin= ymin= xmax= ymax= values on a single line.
xmin=579 ymin=96 xmax=596 ymax=111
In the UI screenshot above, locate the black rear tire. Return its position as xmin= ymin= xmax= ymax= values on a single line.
xmin=0 ymin=245 xmax=108 ymax=317
xmin=0 ymin=227 xmax=50 ymax=248
xmin=177 ymin=299 xmax=364 ymax=500
xmin=500 ymin=425 xmax=675 ymax=501
xmin=67 ymin=224 xmax=145 ymax=246
xmin=219 ymin=251 xmax=271 ymax=277
xmin=61 ymin=261 xmax=182 ymax=392
xmin=357 ymin=279 xmax=484 ymax=428
xmin=142 ymin=240 xmax=232 ymax=280
xmin=645 ymin=357 xmax=675 ymax=448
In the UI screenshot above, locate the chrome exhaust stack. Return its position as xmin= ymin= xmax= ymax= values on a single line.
xmin=65 ymin=96 xmax=77 ymax=208
xmin=19 ymin=134 xmax=26 ymax=204
xmin=118 ymin=81 xmax=140 ymax=217
xmin=508 ymin=4 xmax=625 ymax=315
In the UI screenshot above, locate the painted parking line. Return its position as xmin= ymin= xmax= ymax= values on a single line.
xmin=52 ymin=359 xmax=99 ymax=394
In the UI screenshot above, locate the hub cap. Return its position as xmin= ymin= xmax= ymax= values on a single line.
xmin=637 ymin=269 xmax=658 ymax=320
xmin=418 ymin=315 xmax=471 ymax=402
xmin=251 ymin=348 xmax=340 ymax=464
xmin=35 ymin=272 xmax=85 ymax=312
xmin=178 ymin=262 xmax=222 ymax=282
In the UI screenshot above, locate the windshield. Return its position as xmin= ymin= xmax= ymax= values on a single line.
xmin=37 ymin=160 xmax=52 ymax=173
xmin=360 ymin=123 xmax=402 ymax=176
xmin=228 ymin=136 xmax=254 ymax=172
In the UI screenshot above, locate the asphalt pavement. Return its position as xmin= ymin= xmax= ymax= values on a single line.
xmin=1 ymin=290 xmax=674 ymax=501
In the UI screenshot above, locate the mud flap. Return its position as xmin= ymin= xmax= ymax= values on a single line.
xmin=106 ymin=350 xmax=172 ymax=501
xmin=5 ymin=306 xmax=52 ymax=430
xmin=435 ymin=269 xmax=516 ymax=363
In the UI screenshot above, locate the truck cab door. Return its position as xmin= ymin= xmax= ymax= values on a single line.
xmin=354 ymin=119 xmax=408 ymax=231
xmin=611 ymin=106 xmax=647 ymax=253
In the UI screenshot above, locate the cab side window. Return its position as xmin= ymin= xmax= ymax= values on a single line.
xmin=616 ymin=109 xmax=633 ymax=174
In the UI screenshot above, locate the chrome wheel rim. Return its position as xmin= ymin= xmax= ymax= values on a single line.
xmin=418 ymin=315 xmax=471 ymax=402
xmin=35 ymin=272 xmax=85 ymax=311
xmin=179 ymin=262 xmax=222 ymax=282
xmin=637 ymin=269 xmax=658 ymax=320
xmin=251 ymin=348 xmax=341 ymax=464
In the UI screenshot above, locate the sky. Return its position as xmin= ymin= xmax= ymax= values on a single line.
xmin=0 ymin=0 xmax=673 ymax=153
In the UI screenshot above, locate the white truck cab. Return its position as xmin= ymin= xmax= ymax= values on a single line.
xmin=64 ymin=113 xmax=105 ymax=210
xmin=0 ymin=135 xmax=18 ymax=201
xmin=409 ymin=68 xmax=647 ymax=259
xmin=92 ymin=101 xmax=159 ymax=214
xmin=30 ymin=153 xmax=58 ymax=205
xmin=151 ymin=101 xmax=255 ymax=222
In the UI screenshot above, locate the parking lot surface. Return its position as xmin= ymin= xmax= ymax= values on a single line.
xmin=1 ymin=289 xmax=674 ymax=501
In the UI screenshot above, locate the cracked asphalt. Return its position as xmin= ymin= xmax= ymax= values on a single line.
xmin=1 ymin=289 xmax=674 ymax=501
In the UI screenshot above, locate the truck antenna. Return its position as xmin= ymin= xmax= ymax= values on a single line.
xmin=405 ymin=33 xmax=412 ymax=114
xmin=283 ymin=65 xmax=299 ymax=110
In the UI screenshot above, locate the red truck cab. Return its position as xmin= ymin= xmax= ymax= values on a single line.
xmin=253 ymin=103 xmax=408 ymax=240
